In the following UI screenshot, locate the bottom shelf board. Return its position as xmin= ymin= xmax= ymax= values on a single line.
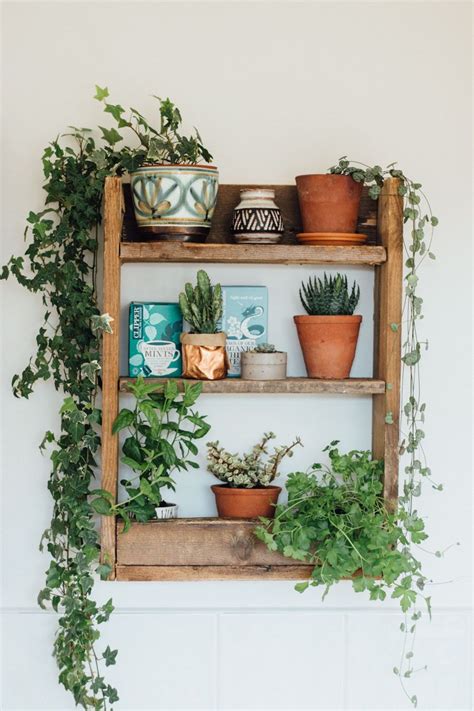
xmin=115 ymin=518 xmax=313 ymax=580
xmin=119 ymin=377 xmax=385 ymax=395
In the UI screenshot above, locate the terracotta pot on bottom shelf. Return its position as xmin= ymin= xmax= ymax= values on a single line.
xmin=180 ymin=332 xmax=228 ymax=380
xmin=294 ymin=315 xmax=362 ymax=379
xmin=211 ymin=484 xmax=281 ymax=519
xmin=295 ymin=174 xmax=363 ymax=234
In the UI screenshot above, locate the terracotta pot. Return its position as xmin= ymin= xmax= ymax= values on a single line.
xmin=241 ymin=351 xmax=287 ymax=380
xmin=295 ymin=174 xmax=363 ymax=233
xmin=211 ymin=484 xmax=281 ymax=519
xmin=294 ymin=315 xmax=362 ymax=378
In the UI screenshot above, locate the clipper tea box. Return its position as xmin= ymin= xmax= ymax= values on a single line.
xmin=221 ymin=286 xmax=268 ymax=376
xmin=129 ymin=302 xmax=182 ymax=378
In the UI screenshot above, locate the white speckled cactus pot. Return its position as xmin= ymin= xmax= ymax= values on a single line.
xmin=155 ymin=504 xmax=178 ymax=519
xmin=241 ymin=351 xmax=287 ymax=380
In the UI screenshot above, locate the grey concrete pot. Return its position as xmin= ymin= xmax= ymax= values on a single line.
xmin=241 ymin=351 xmax=287 ymax=380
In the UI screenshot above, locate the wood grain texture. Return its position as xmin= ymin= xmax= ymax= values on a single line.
xmin=116 ymin=518 xmax=306 ymax=566
xmin=372 ymin=178 xmax=404 ymax=506
xmin=115 ymin=565 xmax=314 ymax=581
xmin=122 ymin=183 xmax=379 ymax=245
xmin=100 ymin=177 xmax=124 ymax=577
xmin=120 ymin=242 xmax=386 ymax=265
xmin=119 ymin=377 xmax=385 ymax=395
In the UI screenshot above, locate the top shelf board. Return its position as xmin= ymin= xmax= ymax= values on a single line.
xmin=120 ymin=242 xmax=386 ymax=265
xmin=120 ymin=183 xmax=385 ymax=266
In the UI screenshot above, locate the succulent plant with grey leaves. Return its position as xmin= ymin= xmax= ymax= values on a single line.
xmin=253 ymin=343 xmax=278 ymax=353
xmin=300 ymin=273 xmax=360 ymax=316
xmin=179 ymin=269 xmax=223 ymax=334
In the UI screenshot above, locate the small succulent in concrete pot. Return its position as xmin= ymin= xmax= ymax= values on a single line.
xmin=95 ymin=87 xmax=218 ymax=242
xmin=241 ymin=343 xmax=287 ymax=380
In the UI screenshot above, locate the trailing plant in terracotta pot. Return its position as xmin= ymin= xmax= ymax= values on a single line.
xmin=241 ymin=343 xmax=287 ymax=380
xmin=294 ymin=273 xmax=361 ymax=379
xmin=179 ymin=270 xmax=228 ymax=380
xmin=94 ymin=377 xmax=210 ymax=522
xmin=207 ymin=432 xmax=302 ymax=518
xmin=295 ymin=172 xmax=363 ymax=236
xmin=95 ymin=86 xmax=218 ymax=242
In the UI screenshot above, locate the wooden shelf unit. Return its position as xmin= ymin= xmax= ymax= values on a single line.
xmin=100 ymin=178 xmax=403 ymax=581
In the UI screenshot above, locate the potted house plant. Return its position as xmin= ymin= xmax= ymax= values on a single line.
xmin=241 ymin=343 xmax=287 ymax=380
xmin=96 ymin=88 xmax=218 ymax=241
xmin=294 ymin=273 xmax=361 ymax=379
xmin=179 ymin=270 xmax=228 ymax=380
xmin=206 ymin=433 xmax=302 ymax=518
xmin=110 ymin=377 xmax=209 ymax=522
xmin=295 ymin=172 xmax=363 ymax=242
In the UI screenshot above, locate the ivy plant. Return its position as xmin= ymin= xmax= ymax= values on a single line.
xmin=91 ymin=377 xmax=210 ymax=524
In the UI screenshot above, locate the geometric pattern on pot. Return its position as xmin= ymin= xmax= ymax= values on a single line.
xmin=185 ymin=175 xmax=219 ymax=222
xmin=232 ymin=207 xmax=284 ymax=234
xmin=131 ymin=174 xmax=184 ymax=218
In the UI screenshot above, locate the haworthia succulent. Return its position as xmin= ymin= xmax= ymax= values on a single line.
xmin=300 ymin=273 xmax=360 ymax=315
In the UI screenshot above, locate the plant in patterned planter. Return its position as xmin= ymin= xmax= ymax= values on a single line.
xmin=294 ymin=273 xmax=361 ymax=379
xmin=99 ymin=376 xmax=210 ymax=522
xmin=207 ymin=432 xmax=302 ymax=518
xmin=95 ymin=86 xmax=218 ymax=242
xmin=178 ymin=270 xmax=228 ymax=380
xmin=241 ymin=343 xmax=288 ymax=380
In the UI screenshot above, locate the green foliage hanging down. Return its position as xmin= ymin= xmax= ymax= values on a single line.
xmin=299 ymin=272 xmax=360 ymax=315
xmin=1 ymin=128 xmax=122 ymax=708
xmin=178 ymin=269 xmax=223 ymax=334
xmin=94 ymin=86 xmax=213 ymax=169
xmin=91 ymin=377 xmax=210 ymax=524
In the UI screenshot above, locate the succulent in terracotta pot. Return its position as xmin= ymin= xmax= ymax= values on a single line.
xmin=207 ymin=433 xmax=302 ymax=518
xmin=179 ymin=270 xmax=228 ymax=380
xmin=294 ymin=273 xmax=361 ymax=379
xmin=241 ymin=343 xmax=287 ymax=381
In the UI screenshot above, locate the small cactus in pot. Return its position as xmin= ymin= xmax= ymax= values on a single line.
xmin=179 ymin=270 xmax=228 ymax=380
xmin=241 ymin=343 xmax=287 ymax=381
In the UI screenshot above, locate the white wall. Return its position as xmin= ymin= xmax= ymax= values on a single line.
xmin=1 ymin=2 xmax=472 ymax=709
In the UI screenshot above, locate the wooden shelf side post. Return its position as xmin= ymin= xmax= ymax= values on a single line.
xmin=100 ymin=177 xmax=124 ymax=577
xmin=372 ymin=177 xmax=404 ymax=506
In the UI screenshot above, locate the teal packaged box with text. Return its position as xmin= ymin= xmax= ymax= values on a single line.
xmin=128 ymin=302 xmax=182 ymax=378
xmin=221 ymin=286 xmax=268 ymax=377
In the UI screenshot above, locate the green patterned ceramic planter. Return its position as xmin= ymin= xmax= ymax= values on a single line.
xmin=130 ymin=164 xmax=219 ymax=241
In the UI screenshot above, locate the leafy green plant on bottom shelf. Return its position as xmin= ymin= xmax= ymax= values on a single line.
xmin=256 ymin=442 xmax=431 ymax=705
xmin=92 ymin=377 xmax=209 ymax=524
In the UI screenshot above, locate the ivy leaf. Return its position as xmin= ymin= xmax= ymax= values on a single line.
xmin=99 ymin=126 xmax=122 ymax=146
xmin=94 ymin=85 xmax=109 ymax=101
xmin=103 ymin=646 xmax=118 ymax=667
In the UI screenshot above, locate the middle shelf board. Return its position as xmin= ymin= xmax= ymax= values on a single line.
xmin=119 ymin=377 xmax=385 ymax=395
xmin=120 ymin=242 xmax=387 ymax=266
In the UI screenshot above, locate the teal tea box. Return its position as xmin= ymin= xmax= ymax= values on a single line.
xmin=221 ymin=286 xmax=268 ymax=377
xmin=129 ymin=302 xmax=182 ymax=378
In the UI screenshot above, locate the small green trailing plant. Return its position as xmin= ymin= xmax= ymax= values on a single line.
xmin=207 ymin=432 xmax=302 ymax=488
xmin=300 ymin=273 xmax=360 ymax=315
xmin=91 ymin=377 xmax=210 ymax=524
xmin=179 ymin=269 xmax=223 ymax=334
xmin=94 ymin=86 xmax=213 ymax=170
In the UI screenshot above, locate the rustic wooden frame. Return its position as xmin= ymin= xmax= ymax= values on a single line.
xmin=100 ymin=177 xmax=403 ymax=580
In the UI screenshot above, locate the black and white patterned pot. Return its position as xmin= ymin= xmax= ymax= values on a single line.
xmin=232 ymin=189 xmax=284 ymax=244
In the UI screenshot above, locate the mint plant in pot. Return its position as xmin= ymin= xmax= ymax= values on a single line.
xmin=294 ymin=273 xmax=361 ymax=379
xmin=105 ymin=377 xmax=210 ymax=522
xmin=179 ymin=270 xmax=228 ymax=380
xmin=207 ymin=433 xmax=302 ymax=518
xmin=96 ymin=87 xmax=218 ymax=241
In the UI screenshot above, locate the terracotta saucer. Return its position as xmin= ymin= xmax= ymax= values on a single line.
xmin=296 ymin=232 xmax=368 ymax=246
